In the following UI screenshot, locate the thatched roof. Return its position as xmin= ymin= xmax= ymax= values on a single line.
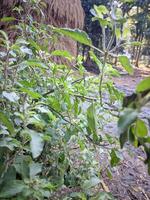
xmin=0 ymin=0 xmax=21 ymax=21
xmin=46 ymin=0 xmax=84 ymax=29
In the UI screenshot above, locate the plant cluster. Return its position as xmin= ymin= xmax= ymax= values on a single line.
xmin=0 ymin=1 xmax=150 ymax=200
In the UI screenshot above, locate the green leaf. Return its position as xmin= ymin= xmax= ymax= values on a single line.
xmin=29 ymin=130 xmax=44 ymax=158
xmin=16 ymin=38 xmax=29 ymax=45
xmin=95 ymin=5 xmax=108 ymax=15
xmin=2 ymin=91 xmax=19 ymax=103
xmin=142 ymin=137 xmax=150 ymax=143
xmin=0 ymin=30 xmax=8 ymax=41
xmin=70 ymin=192 xmax=86 ymax=199
xmin=1 ymin=17 xmax=16 ymax=22
xmin=0 ymin=112 xmax=14 ymax=134
xmin=136 ymin=77 xmax=150 ymax=93
xmin=51 ymin=50 xmax=73 ymax=60
xmin=115 ymin=28 xmax=121 ymax=39
xmin=23 ymin=59 xmax=48 ymax=69
xmin=28 ymin=39 xmax=41 ymax=51
xmin=119 ymin=126 xmax=135 ymax=149
xmin=128 ymin=125 xmax=136 ymax=144
xmin=90 ymin=51 xmax=103 ymax=69
xmin=91 ymin=192 xmax=115 ymax=200
xmin=29 ymin=162 xmax=42 ymax=178
xmin=87 ymin=104 xmax=99 ymax=142
xmin=135 ymin=119 xmax=148 ymax=138
xmin=2 ymin=167 xmax=16 ymax=183
xmin=82 ymin=177 xmax=100 ymax=190
xmin=118 ymin=55 xmax=134 ymax=75
xmin=14 ymin=156 xmax=30 ymax=179
xmin=0 ymin=138 xmax=20 ymax=151
xmin=118 ymin=109 xmax=138 ymax=148
xmin=110 ymin=149 xmax=120 ymax=167
xmin=53 ymin=28 xmax=92 ymax=46
xmin=91 ymin=5 xmax=108 ymax=19
xmin=0 ymin=180 xmax=26 ymax=198
xmin=130 ymin=41 xmax=142 ymax=46
xmin=20 ymin=46 xmax=32 ymax=55
xmin=118 ymin=108 xmax=138 ymax=134
xmin=20 ymin=88 xmax=42 ymax=99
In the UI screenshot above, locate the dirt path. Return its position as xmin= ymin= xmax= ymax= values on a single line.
xmin=113 ymin=66 xmax=150 ymax=95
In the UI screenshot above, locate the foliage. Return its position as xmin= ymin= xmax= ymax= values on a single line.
xmin=0 ymin=1 xmax=150 ymax=200
xmin=119 ymin=77 xmax=150 ymax=173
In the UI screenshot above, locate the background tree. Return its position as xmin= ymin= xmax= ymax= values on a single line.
xmin=120 ymin=0 xmax=150 ymax=67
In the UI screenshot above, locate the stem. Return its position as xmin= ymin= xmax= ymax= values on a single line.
xmin=3 ymin=50 xmax=9 ymax=90
xmin=107 ymin=23 xmax=116 ymax=51
xmin=91 ymin=45 xmax=104 ymax=55
xmin=102 ymin=27 xmax=106 ymax=51
xmin=99 ymin=52 xmax=108 ymax=106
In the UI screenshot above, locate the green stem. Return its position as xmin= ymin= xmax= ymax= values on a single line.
xmin=99 ymin=52 xmax=108 ymax=106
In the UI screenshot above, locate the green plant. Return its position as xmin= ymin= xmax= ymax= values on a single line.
xmin=0 ymin=1 xmax=149 ymax=200
xmin=118 ymin=77 xmax=150 ymax=173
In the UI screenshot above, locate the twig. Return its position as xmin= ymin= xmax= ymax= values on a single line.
xmin=42 ymin=78 xmax=84 ymax=97
xmin=49 ymin=106 xmax=74 ymax=125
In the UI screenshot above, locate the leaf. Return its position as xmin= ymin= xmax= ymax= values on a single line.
xmin=130 ymin=41 xmax=142 ymax=46
xmin=1 ymin=17 xmax=16 ymax=22
xmin=118 ymin=55 xmax=134 ymax=75
xmin=29 ymin=162 xmax=42 ymax=178
xmin=16 ymin=38 xmax=29 ymax=45
xmin=0 ymin=30 xmax=9 ymax=41
xmin=118 ymin=109 xmax=138 ymax=148
xmin=128 ymin=125 xmax=136 ymax=143
xmin=142 ymin=137 xmax=150 ymax=143
xmin=53 ymin=28 xmax=92 ymax=46
xmin=28 ymin=39 xmax=41 ymax=51
xmin=93 ymin=5 xmax=108 ymax=19
xmin=95 ymin=5 xmax=108 ymax=15
xmin=86 ymin=104 xmax=99 ymax=142
xmin=82 ymin=177 xmax=100 ymax=190
xmin=70 ymin=192 xmax=86 ymax=199
xmin=91 ymin=192 xmax=115 ymax=200
xmin=115 ymin=28 xmax=121 ymax=39
xmin=51 ymin=50 xmax=73 ymax=60
xmin=0 ymin=112 xmax=14 ymax=134
xmin=0 ymin=180 xmax=26 ymax=198
xmin=14 ymin=156 xmax=30 ymax=179
xmin=2 ymin=91 xmax=19 ymax=103
xmin=119 ymin=131 xmax=128 ymax=149
xmin=29 ymin=130 xmax=44 ymax=158
xmin=110 ymin=149 xmax=120 ymax=167
xmin=20 ymin=88 xmax=42 ymax=99
xmin=98 ymin=18 xmax=110 ymax=27
xmin=122 ymin=25 xmax=131 ymax=38
xmin=0 ymin=138 xmax=20 ymax=151
xmin=136 ymin=77 xmax=150 ymax=93
xmin=2 ymin=167 xmax=16 ymax=185
xmin=90 ymin=51 xmax=103 ymax=69
xmin=135 ymin=119 xmax=148 ymax=138
xmin=118 ymin=108 xmax=138 ymax=134
xmin=24 ymin=59 xmax=48 ymax=69
xmin=20 ymin=46 xmax=32 ymax=55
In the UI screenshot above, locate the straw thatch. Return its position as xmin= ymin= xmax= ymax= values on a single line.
xmin=45 ymin=0 xmax=84 ymax=29
xmin=0 ymin=0 xmax=85 ymax=64
xmin=45 ymin=0 xmax=85 ymax=64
